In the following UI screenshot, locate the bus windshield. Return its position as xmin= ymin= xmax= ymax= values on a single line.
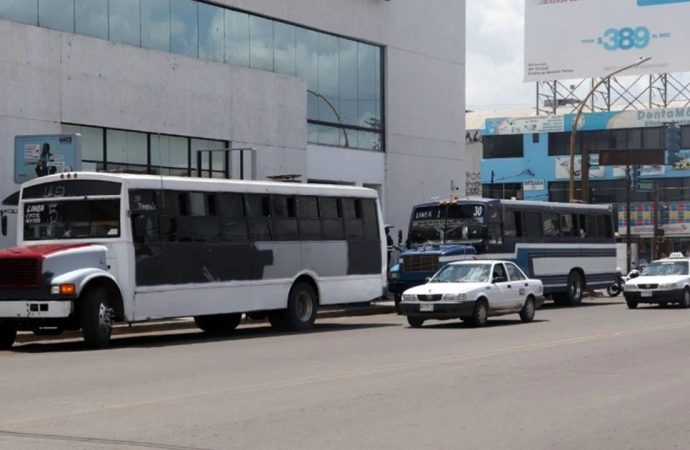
xmin=409 ymin=203 xmax=485 ymax=246
xmin=23 ymin=199 xmax=120 ymax=240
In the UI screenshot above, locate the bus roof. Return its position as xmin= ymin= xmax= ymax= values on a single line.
xmin=413 ymin=197 xmax=612 ymax=212
xmin=19 ymin=172 xmax=379 ymax=198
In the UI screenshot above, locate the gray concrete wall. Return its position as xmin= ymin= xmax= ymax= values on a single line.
xmin=0 ymin=0 xmax=466 ymax=246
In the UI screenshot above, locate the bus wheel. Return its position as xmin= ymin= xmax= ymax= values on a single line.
xmin=194 ymin=314 xmax=242 ymax=334
xmin=81 ymin=286 xmax=115 ymax=349
xmin=555 ymin=271 xmax=584 ymax=306
xmin=282 ymin=282 xmax=318 ymax=331
xmin=0 ymin=322 xmax=17 ymax=350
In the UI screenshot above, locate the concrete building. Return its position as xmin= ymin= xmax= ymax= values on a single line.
xmin=0 ymin=0 xmax=466 ymax=247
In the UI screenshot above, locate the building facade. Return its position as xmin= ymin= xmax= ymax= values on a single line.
xmin=0 ymin=0 xmax=466 ymax=247
xmin=480 ymin=107 xmax=690 ymax=262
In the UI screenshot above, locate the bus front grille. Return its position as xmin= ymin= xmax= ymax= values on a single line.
xmin=0 ymin=258 xmax=40 ymax=288
xmin=404 ymin=254 xmax=439 ymax=272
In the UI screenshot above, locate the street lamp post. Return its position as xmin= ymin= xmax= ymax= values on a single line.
xmin=568 ymin=57 xmax=652 ymax=202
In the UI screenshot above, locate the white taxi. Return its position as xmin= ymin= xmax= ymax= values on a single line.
xmin=398 ymin=260 xmax=544 ymax=328
xmin=623 ymin=253 xmax=690 ymax=309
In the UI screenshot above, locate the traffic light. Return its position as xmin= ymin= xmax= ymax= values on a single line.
xmin=665 ymin=122 xmax=682 ymax=164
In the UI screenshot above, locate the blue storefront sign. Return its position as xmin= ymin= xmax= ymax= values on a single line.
xmin=14 ymin=134 xmax=82 ymax=184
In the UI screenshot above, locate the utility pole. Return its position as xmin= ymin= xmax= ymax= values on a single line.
xmin=626 ymin=164 xmax=632 ymax=273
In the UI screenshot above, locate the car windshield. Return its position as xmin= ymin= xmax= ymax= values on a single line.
xmin=641 ymin=261 xmax=688 ymax=276
xmin=431 ymin=263 xmax=491 ymax=283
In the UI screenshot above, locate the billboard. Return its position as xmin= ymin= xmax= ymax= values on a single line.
xmin=525 ymin=0 xmax=690 ymax=81
xmin=14 ymin=134 xmax=81 ymax=184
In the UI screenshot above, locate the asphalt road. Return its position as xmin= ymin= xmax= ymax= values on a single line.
xmin=2 ymin=297 xmax=690 ymax=450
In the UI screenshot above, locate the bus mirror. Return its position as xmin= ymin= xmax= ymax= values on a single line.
xmin=133 ymin=214 xmax=147 ymax=241
xmin=1 ymin=214 xmax=6 ymax=236
xmin=467 ymin=224 xmax=488 ymax=239
xmin=397 ymin=230 xmax=403 ymax=246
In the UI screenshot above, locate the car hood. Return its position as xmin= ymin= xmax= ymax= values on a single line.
xmin=626 ymin=275 xmax=687 ymax=286
xmin=404 ymin=282 xmax=488 ymax=295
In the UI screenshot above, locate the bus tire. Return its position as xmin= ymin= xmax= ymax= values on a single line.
xmin=471 ymin=299 xmax=489 ymax=327
xmin=520 ymin=296 xmax=535 ymax=323
xmin=0 ymin=322 xmax=17 ymax=350
xmin=194 ymin=313 xmax=242 ymax=334
xmin=80 ymin=286 xmax=114 ymax=349
xmin=281 ymin=282 xmax=318 ymax=331
xmin=555 ymin=271 xmax=584 ymax=306
xmin=407 ymin=316 xmax=424 ymax=328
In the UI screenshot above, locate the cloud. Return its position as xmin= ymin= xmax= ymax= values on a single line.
xmin=466 ymin=0 xmax=533 ymax=108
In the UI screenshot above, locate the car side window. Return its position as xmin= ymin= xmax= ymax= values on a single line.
xmin=506 ymin=263 xmax=526 ymax=281
xmin=492 ymin=263 xmax=507 ymax=282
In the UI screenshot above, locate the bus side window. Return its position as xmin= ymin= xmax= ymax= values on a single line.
xmin=523 ymin=211 xmax=541 ymax=238
xmin=560 ymin=214 xmax=574 ymax=237
xmin=320 ymin=197 xmax=344 ymax=240
xmin=597 ymin=214 xmax=613 ymax=238
xmin=503 ymin=209 xmax=516 ymax=239
xmin=514 ymin=212 xmax=524 ymax=237
xmin=586 ymin=214 xmax=597 ymax=239
xmin=297 ymin=196 xmax=321 ymax=241
xmin=218 ymin=193 xmax=248 ymax=241
xmin=245 ymin=194 xmax=272 ymax=241
xmin=361 ymin=199 xmax=379 ymax=241
xmin=542 ymin=212 xmax=560 ymax=237
xmin=273 ymin=195 xmax=298 ymax=240
xmin=342 ymin=198 xmax=364 ymax=241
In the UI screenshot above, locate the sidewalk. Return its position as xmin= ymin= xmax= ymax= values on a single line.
xmin=15 ymin=299 xmax=397 ymax=344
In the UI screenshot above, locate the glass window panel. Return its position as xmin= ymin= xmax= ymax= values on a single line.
xmin=249 ymin=15 xmax=273 ymax=71
xmin=141 ymin=0 xmax=170 ymax=52
xmin=171 ymin=0 xmax=197 ymax=57
xmin=339 ymin=39 xmax=358 ymax=127
xmin=198 ymin=2 xmax=223 ymax=62
xmin=39 ymin=0 xmax=74 ymax=33
xmin=274 ymin=22 xmax=295 ymax=76
xmin=307 ymin=123 xmax=319 ymax=145
xmin=109 ymin=0 xmax=140 ymax=47
xmin=151 ymin=135 xmax=189 ymax=170
xmin=75 ymin=0 xmax=107 ymax=39
xmin=62 ymin=124 xmax=104 ymax=164
xmin=317 ymin=33 xmax=339 ymax=123
xmin=318 ymin=125 xmax=340 ymax=146
xmin=297 ymin=28 xmax=318 ymax=119
xmin=358 ymin=43 xmax=381 ymax=129
xmin=358 ymin=130 xmax=381 ymax=151
xmin=106 ymin=129 xmax=147 ymax=165
xmin=224 ymin=9 xmax=249 ymax=66
xmin=0 ymin=0 xmax=38 ymax=25
xmin=189 ymin=192 xmax=205 ymax=216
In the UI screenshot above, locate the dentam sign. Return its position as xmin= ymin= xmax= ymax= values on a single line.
xmin=525 ymin=0 xmax=689 ymax=81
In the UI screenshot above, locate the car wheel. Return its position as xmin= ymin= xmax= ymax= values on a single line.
xmin=470 ymin=299 xmax=488 ymax=327
xmin=626 ymin=299 xmax=638 ymax=309
xmin=680 ymin=288 xmax=690 ymax=309
xmin=519 ymin=297 xmax=535 ymax=323
xmin=407 ymin=316 xmax=424 ymax=328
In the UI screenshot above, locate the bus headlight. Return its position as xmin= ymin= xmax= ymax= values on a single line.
xmin=51 ymin=284 xmax=76 ymax=296
xmin=388 ymin=272 xmax=399 ymax=280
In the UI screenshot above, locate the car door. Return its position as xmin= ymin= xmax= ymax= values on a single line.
xmin=505 ymin=262 xmax=529 ymax=309
xmin=490 ymin=263 xmax=513 ymax=311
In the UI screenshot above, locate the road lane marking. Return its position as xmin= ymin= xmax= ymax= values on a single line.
xmin=5 ymin=320 xmax=690 ymax=427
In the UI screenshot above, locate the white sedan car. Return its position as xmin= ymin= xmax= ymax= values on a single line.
xmin=623 ymin=255 xmax=690 ymax=309
xmin=399 ymin=260 xmax=544 ymax=328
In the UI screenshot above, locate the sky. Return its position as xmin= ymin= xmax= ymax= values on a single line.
xmin=466 ymin=0 xmax=533 ymax=110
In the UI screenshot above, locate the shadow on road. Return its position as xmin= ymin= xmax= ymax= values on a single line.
xmin=540 ymin=299 xmax=623 ymax=310
xmin=416 ymin=318 xmax=549 ymax=329
xmin=11 ymin=321 xmax=398 ymax=354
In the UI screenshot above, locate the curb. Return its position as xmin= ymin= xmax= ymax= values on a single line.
xmin=15 ymin=302 xmax=396 ymax=344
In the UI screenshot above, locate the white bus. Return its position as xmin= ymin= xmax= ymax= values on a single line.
xmin=0 ymin=173 xmax=386 ymax=349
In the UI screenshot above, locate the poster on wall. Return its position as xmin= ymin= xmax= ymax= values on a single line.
xmin=14 ymin=134 xmax=81 ymax=184
xmin=525 ymin=0 xmax=688 ymax=81
xmin=554 ymin=155 xmax=605 ymax=179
